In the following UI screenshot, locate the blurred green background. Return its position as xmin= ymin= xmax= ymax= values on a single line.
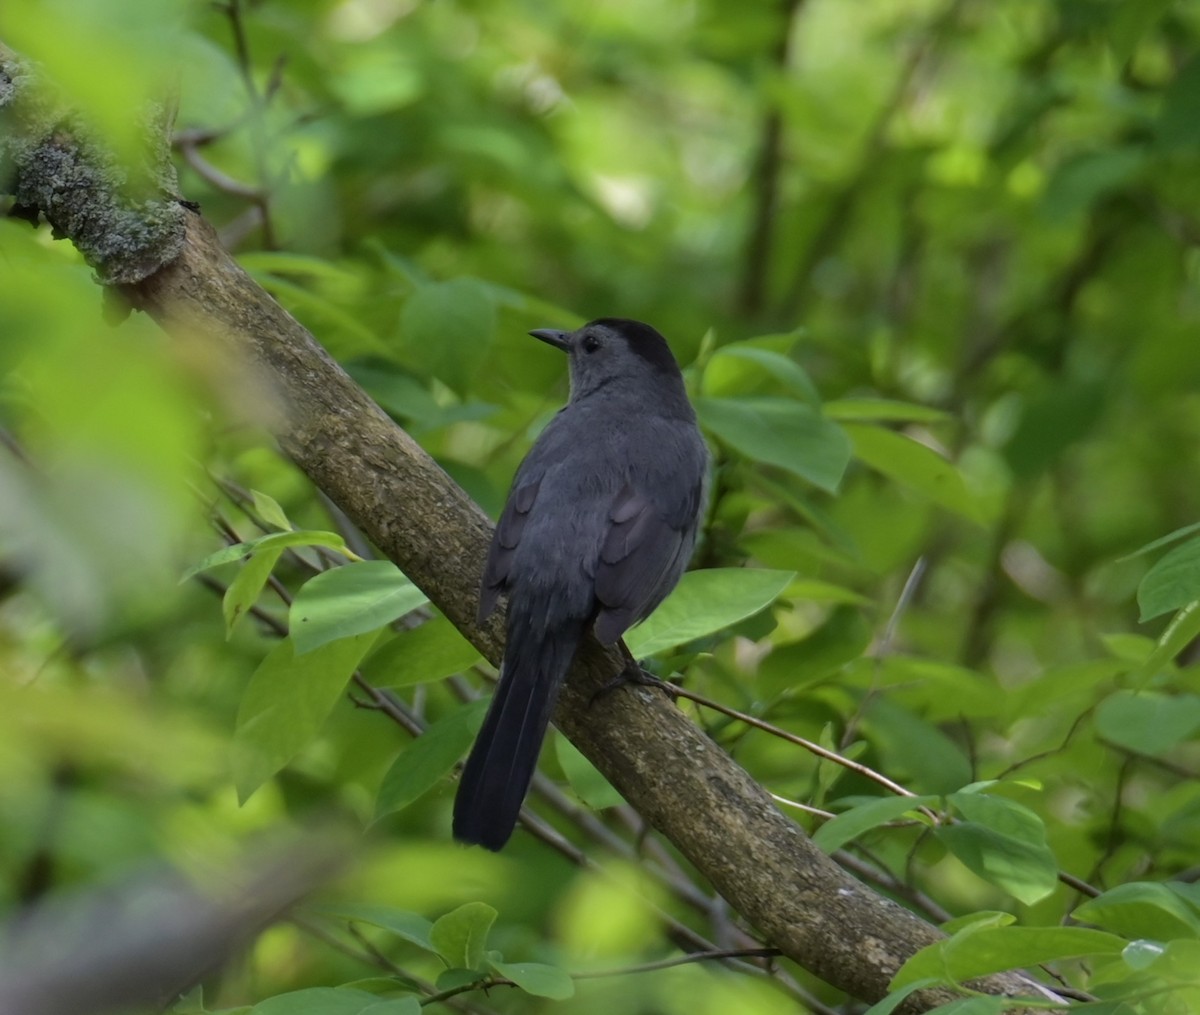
xmin=2 ymin=0 xmax=1200 ymax=1011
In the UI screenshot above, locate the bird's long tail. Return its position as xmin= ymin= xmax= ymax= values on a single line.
xmin=452 ymin=607 xmax=584 ymax=850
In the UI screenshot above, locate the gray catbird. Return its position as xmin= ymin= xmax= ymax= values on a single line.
xmin=452 ymin=318 xmax=709 ymax=850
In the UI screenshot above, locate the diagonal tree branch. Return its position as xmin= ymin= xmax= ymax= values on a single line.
xmin=0 ymin=43 xmax=1060 ymax=1013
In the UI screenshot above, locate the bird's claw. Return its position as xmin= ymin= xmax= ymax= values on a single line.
xmin=588 ymin=654 xmax=675 ymax=707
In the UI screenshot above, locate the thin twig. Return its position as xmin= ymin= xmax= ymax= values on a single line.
xmin=178 ymin=140 xmax=263 ymax=200
xmin=636 ymin=672 xmax=935 ymax=811
xmin=844 ymin=555 xmax=929 ymax=749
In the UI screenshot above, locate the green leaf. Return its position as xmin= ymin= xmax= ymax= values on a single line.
xmin=1095 ymin=691 xmax=1200 ymax=755
xmin=920 ymin=1000 xmax=1006 ymax=1015
xmin=360 ymin=1002 xmax=421 ymax=1015
xmin=433 ymin=969 xmax=484 ymax=991
xmin=224 ymin=546 xmax=283 ymax=637
xmin=936 ymin=793 xmax=1058 ymax=905
xmin=1123 ymin=939 xmax=1167 ymax=971
xmin=359 ymin=1002 xmax=420 ymax=1015
xmin=247 ymin=987 xmax=383 ymax=1015
xmin=290 ymin=560 xmax=429 ymax=655
xmin=555 ymin=733 xmax=624 ymax=810
xmin=182 ymin=541 xmax=265 ymax=580
xmin=783 ymin=578 xmax=870 ymax=607
xmin=430 ymin=902 xmax=497 ymax=971
xmin=757 ymin=606 xmax=872 ymax=693
xmin=843 ymin=423 xmax=984 ymax=524
xmin=363 ymin=614 xmax=483 ymax=687
xmin=703 ymin=345 xmax=820 ymax=403
xmin=864 ymin=697 xmax=972 ymax=795
xmin=1142 ymin=937 xmax=1200 ymax=979
xmin=1135 ymin=602 xmax=1200 ymax=685
xmin=232 ymin=631 xmax=379 ymax=802
xmin=1119 ymin=522 xmax=1200 ymax=562
xmin=940 ymin=911 xmax=1016 ymax=935
xmin=863 ymin=981 xmax=935 ymax=1015
xmin=251 ymin=490 xmax=292 ymax=531
xmin=823 ymin=398 xmax=951 ymax=424
xmin=892 ymin=925 xmax=1126 ymax=991
xmin=399 ymin=279 xmax=495 ymax=395
xmin=182 ymin=530 xmax=353 ymax=582
xmin=812 ymin=795 xmax=938 ymax=854
xmin=694 ymin=396 xmax=851 ymax=492
xmin=374 ymin=699 xmax=488 ymax=820
xmin=1138 ymin=537 xmax=1200 ymax=621
xmin=1074 ymin=882 xmax=1200 ymax=940
xmin=624 ymin=568 xmax=795 ymax=656
xmin=320 ymin=905 xmax=436 ymax=952
xmin=489 ymin=960 xmax=574 ymax=1000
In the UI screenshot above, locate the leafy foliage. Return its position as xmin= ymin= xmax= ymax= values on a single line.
xmin=3 ymin=0 xmax=1200 ymax=1012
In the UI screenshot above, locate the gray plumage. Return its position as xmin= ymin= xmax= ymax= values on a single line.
xmin=452 ymin=318 xmax=709 ymax=850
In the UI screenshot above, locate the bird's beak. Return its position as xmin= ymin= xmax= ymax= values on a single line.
xmin=529 ymin=328 xmax=571 ymax=351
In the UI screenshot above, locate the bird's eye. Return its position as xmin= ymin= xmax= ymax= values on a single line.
xmin=582 ymin=334 xmax=601 ymax=354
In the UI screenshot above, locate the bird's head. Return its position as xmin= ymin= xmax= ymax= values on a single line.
xmin=529 ymin=318 xmax=685 ymax=403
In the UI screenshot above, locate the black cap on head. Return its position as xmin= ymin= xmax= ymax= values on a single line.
xmin=588 ymin=318 xmax=680 ymax=374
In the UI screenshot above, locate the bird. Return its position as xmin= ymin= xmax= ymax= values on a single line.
xmin=452 ymin=318 xmax=709 ymax=850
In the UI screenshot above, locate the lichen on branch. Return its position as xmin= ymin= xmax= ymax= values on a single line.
xmin=0 ymin=44 xmax=184 ymax=284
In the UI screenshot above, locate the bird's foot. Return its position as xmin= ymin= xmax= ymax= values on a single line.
xmin=588 ymin=643 xmax=677 ymax=706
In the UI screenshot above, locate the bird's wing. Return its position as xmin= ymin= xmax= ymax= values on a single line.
xmin=478 ymin=475 xmax=541 ymax=624
xmin=592 ymin=477 xmax=703 ymax=644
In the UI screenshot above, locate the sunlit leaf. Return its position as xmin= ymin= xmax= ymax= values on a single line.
xmin=937 ymin=792 xmax=1058 ymax=905
xmin=1118 ymin=522 xmax=1200 ymax=562
xmin=489 ymin=960 xmax=574 ymax=1000
xmin=430 ymin=902 xmax=497 ymax=971
xmin=320 ymin=905 xmax=436 ymax=952
xmin=251 ymin=489 xmax=292 ymax=532
xmin=1074 ymin=882 xmax=1200 ymax=940
xmin=695 ymin=397 xmax=851 ymax=492
xmin=844 ymin=424 xmax=984 ymax=524
xmin=182 ymin=531 xmax=353 ymax=582
xmin=892 ymin=925 xmax=1123 ymax=990
xmin=363 ymin=615 xmax=484 ymax=687
xmin=1134 ymin=602 xmax=1200 ymax=685
xmin=757 ymin=606 xmax=872 ymax=693
xmin=233 ymin=631 xmax=379 ymax=802
xmin=1138 ymin=538 xmax=1200 ymax=621
xmin=374 ymin=700 xmax=488 ymax=820
xmin=864 ymin=698 xmax=972 ymax=795
xmin=624 ymin=568 xmax=795 ymax=656
xmin=223 ymin=547 xmax=283 ymax=636
xmin=703 ymin=344 xmax=820 ymax=403
xmin=360 ymin=1001 xmax=421 ymax=1015
xmin=812 ymin=795 xmax=938 ymax=854
xmin=290 ymin=561 xmax=428 ymax=655
xmin=247 ymin=987 xmax=384 ymax=1015
xmin=1095 ymin=691 xmax=1200 ymax=755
